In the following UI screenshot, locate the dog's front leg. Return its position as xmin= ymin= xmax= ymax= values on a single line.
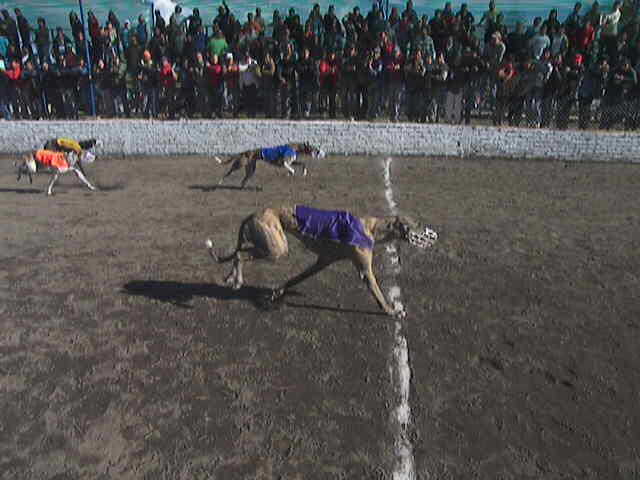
xmin=357 ymin=254 xmax=405 ymax=318
xmin=47 ymin=171 xmax=61 ymax=196
xmin=72 ymin=167 xmax=96 ymax=191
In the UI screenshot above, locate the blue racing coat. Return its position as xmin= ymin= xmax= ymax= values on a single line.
xmin=260 ymin=145 xmax=296 ymax=164
xmin=294 ymin=205 xmax=374 ymax=250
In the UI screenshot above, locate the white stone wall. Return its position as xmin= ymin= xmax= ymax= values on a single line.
xmin=1 ymin=119 xmax=639 ymax=162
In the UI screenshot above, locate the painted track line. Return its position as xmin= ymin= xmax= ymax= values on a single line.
xmin=382 ymin=157 xmax=416 ymax=480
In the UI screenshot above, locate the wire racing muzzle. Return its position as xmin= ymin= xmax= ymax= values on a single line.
xmin=408 ymin=226 xmax=438 ymax=248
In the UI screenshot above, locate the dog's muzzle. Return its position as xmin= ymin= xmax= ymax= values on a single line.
xmin=81 ymin=151 xmax=96 ymax=164
xmin=408 ymin=226 xmax=438 ymax=248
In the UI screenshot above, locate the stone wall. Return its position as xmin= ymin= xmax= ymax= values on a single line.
xmin=1 ymin=119 xmax=639 ymax=162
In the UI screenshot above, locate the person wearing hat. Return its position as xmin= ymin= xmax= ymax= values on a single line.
xmin=121 ymin=20 xmax=132 ymax=50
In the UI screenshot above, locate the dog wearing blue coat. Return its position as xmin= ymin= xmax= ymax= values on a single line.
xmin=215 ymin=143 xmax=325 ymax=189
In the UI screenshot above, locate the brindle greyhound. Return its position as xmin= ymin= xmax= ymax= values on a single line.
xmin=205 ymin=205 xmax=437 ymax=318
xmin=215 ymin=143 xmax=325 ymax=189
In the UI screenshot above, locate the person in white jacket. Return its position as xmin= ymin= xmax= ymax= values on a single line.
xmin=238 ymin=52 xmax=261 ymax=117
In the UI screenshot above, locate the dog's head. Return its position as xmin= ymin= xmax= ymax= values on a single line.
xmin=301 ymin=142 xmax=326 ymax=159
xmin=393 ymin=216 xmax=438 ymax=248
xmin=81 ymin=151 xmax=96 ymax=164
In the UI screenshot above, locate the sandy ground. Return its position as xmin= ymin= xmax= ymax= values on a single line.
xmin=0 ymin=154 xmax=639 ymax=479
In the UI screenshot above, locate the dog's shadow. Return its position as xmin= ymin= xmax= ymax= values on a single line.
xmin=121 ymin=280 xmax=386 ymax=316
xmin=0 ymin=187 xmax=42 ymax=194
xmin=189 ymin=185 xmax=262 ymax=192
xmin=121 ymin=280 xmax=293 ymax=310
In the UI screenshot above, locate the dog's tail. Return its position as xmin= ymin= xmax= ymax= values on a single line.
xmin=214 ymin=155 xmax=235 ymax=165
xmin=206 ymin=215 xmax=253 ymax=264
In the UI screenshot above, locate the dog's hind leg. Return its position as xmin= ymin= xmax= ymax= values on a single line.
xmin=219 ymin=158 xmax=242 ymax=185
xmin=239 ymin=158 xmax=258 ymax=189
xmin=46 ymin=171 xmax=61 ymax=196
xmin=272 ymin=255 xmax=336 ymax=300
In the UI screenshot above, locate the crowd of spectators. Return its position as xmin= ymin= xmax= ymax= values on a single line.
xmin=0 ymin=1 xmax=639 ymax=130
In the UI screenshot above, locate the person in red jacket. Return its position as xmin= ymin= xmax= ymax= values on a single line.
xmin=319 ymin=50 xmax=340 ymax=118
xmin=576 ymin=20 xmax=596 ymax=54
xmin=4 ymin=59 xmax=22 ymax=119
xmin=383 ymin=46 xmax=404 ymax=121
xmin=206 ymin=53 xmax=226 ymax=118
xmin=159 ymin=56 xmax=178 ymax=118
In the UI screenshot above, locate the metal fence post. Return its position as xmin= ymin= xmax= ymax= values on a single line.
xmin=78 ymin=0 xmax=96 ymax=116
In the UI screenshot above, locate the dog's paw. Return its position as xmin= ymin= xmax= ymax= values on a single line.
xmin=270 ymin=288 xmax=285 ymax=303
xmin=214 ymin=156 xmax=223 ymax=164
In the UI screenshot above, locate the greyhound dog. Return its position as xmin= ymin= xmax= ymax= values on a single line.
xmin=15 ymin=149 xmax=97 ymax=195
xmin=205 ymin=205 xmax=438 ymax=318
xmin=215 ymin=143 xmax=326 ymax=189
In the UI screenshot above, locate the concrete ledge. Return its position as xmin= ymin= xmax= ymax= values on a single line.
xmin=1 ymin=119 xmax=639 ymax=162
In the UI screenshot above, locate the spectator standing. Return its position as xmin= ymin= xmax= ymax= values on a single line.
xmin=584 ymin=2 xmax=602 ymax=31
xmin=576 ymin=19 xmax=596 ymax=54
xmin=601 ymin=58 xmax=637 ymax=129
xmin=458 ymin=47 xmax=486 ymax=124
xmin=478 ymin=0 xmax=500 ymax=44
xmin=564 ymin=2 xmax=583 ymax=46
xmin=542 ymin=9 xmax=562 ymax=34
xmin=341 ymin=45 xmax=359 ymax=120
xmin=139 ymin=50 xmax=159 ymax=118
xmin=278 ymin=43 xmax=299 ymax=119
xmin=206 ymin=54 xmax=225 ymax=118
xmin=208 ymin=28 xmax=228 ymax=59
xmin=600 ymin=1 xmax=622 ymax=58
xmin=0 ymin=57 xmax=12 ymax=119
xmin=578 ymin=57 xmax=608 ymax=128
xmin=0 ymin=32 xmax=9 ymax=60
xmin=52 ymin=28 xmax=74 ymax=64
xmin=136 ymin=16 xmax=148 ymax=47
xmin=404 ymin=50 xmax=425 ymax=122
xmin=21 ymin=60 xmax=43 ymax=119
xmin=260 ymin=51 xmax=277 ymax=117
xmin=224 ymin=53 xmax=240 ymax=116
xmin=383 ymin=46 xmax=404 ymax=122
xmin=496 ymin=58 xmax=517 ymax=125
xmin=297 ymin=47 xmax=317 ymax=118
xmin=1 ymin=10 xmax=19 ymax=48
xmin=529 ymin=25 xmax=551 ymax=59
xmin=159 ymin=56 xmax=178 ymax=118
xmin=154 ymin=10 xmax=166 ymax=36
xmin=550 ymin=27 xmax=569 ymax=57
xmin=122 ymin=20 xmax=132 ymax=50
xmin=541 ymin=51 xmax=562 ymax=127
xmin=15 ymin=9 xmax=31 ymax=53
xmin=319 ymin=49 xmax=340 ymax=119
xmin=506 ymin=21 xmax=528 ymax=60
xmin=556 ymin=53 xmax=583 ymax=129
xmin=238 ymin=51 xmax=260 ymax=117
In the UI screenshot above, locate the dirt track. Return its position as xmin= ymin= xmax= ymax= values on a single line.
xmin=1 ymin=154 xmax=639 ymax=479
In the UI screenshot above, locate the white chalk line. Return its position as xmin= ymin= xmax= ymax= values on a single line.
xmin=382 ymin=157 xmax=416 ymax=480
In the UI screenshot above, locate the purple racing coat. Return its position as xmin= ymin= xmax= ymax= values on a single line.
xmin=294 ymin=205 xmax=374 ymax=250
